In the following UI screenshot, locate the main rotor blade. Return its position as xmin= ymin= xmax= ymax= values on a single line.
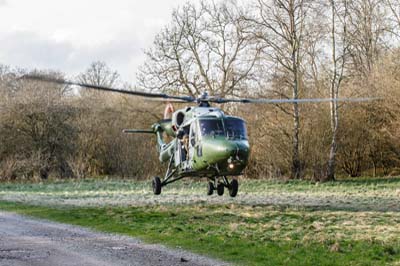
xmin=145 ymin=99 xmax=189 ymax=103
xmin=22 ymin=75 xmax=196 ymax=102
xmin=208 ymin=97 xmax=379 ymax=104
xmin=123 ymin=129 xmax=155 ymax=134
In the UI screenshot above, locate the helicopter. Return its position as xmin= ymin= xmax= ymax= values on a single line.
xmin=23 ymin=74 xmax=376 ymax=197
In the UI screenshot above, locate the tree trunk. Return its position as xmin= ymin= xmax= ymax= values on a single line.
xmin=292 ymin=55 xmax=301 ymax=179
xmin=290 ymin=0 xmax=301 ymax=179
xmin=326 ymin=69 xmax=339 ymax=181
xmin=326 ymin=124 xmax=338 ymax=180
xmin=325 ymin=0 xmax=345 ymax=182
xmin=292 ymin=102 xmax=301 ymax=179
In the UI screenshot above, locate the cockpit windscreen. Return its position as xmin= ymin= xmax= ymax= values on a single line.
xmin=224 ymin=118 xmax=248 ymax=140
xmin=198 ymin=118 xmax=248 ymax=140
xmin=199 ymin=119 xmax=225 ymax=137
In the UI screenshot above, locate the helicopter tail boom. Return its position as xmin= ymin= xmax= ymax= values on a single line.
xmin=123 ymin=126 xmax=170 ymax=162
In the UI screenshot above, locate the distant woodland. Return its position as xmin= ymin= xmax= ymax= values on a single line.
xmin=2 ymin=0 xmax=400 ymax=181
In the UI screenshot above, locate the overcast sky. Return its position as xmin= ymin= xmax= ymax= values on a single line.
xmin=0 ymin=0 xmax=195 ymax=83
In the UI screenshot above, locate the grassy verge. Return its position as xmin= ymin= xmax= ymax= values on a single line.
xmin=1 ymin=177 xmax=400 ymax=213
xmin=1 ymin=200 xmax=400 ymax=266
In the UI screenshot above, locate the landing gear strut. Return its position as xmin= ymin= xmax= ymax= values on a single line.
xmin=152 ymin=155 xmax=183 ymax=195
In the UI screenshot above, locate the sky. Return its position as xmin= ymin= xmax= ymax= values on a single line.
xmin=0 ymin=0 xmax=194 ymax=84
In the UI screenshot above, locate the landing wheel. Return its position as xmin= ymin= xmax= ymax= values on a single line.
xmin=152 ymin=176 xmax=162 ymax=195
xmin=207 ymin=182 xmax=214 ymax=196
xmin=228 ymin=179 xmax=239 ymax=198
xmin=217 ymin=183 xmax=224 ymax=196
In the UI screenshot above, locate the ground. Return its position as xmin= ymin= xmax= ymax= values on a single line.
xmin=0 ymin=177 xmax=400 ymax=265
xmin=0 ymin=211 xmax=227 ymax=266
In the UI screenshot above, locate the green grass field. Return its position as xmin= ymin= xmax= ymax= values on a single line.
xmin=1 ymin=178 xmax=400 ymax=265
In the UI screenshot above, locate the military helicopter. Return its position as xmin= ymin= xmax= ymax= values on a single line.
xmin=24 ymin=75 xmax=375 ymax=197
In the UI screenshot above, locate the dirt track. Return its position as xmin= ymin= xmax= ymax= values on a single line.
xmin=0 ymin=211 xmax=229 ymax=266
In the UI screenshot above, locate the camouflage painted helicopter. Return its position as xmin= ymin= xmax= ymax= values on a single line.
xmin=24 ymin=75 xmax=375 ymax=197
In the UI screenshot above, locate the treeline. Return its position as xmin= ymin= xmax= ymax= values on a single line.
xmin=1 ymin=0 xmax=400 ymax=181
xmin=0 ymin=63 xmax=165 ymax=180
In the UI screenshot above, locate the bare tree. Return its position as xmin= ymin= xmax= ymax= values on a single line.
xmin=138 ymin=0 xmax=261 ymax=97
xmin=325 ymin=0 xmax=350 ymax=181
xmin=346 ymin=0 xmax=389 ymax=76
xmin=386 ymin=0 xmax=400 ymax=28
xmin=78 ymin=61 xmax=120 ymax=87
xmin=248 ymin=0 xmax=316 ymax=179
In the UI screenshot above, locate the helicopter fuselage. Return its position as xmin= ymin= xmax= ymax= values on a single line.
xmin=154 ymin=106 xmax=250 ymax=178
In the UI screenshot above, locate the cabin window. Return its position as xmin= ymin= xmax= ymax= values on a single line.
xmin=199 ymin=119 xmax=224 ymax=137
xmin=224 ymin=118 xmax=248 ymax=140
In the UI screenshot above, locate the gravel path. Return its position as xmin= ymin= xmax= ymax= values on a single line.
xmin=0 ymin=211 xmax=229 ymax=266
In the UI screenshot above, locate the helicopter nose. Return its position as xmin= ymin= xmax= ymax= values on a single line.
xmin=202 ymin=139 xmax=249 ymax=163
xmin=216 ymin=143 xmax=238 ymax=157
